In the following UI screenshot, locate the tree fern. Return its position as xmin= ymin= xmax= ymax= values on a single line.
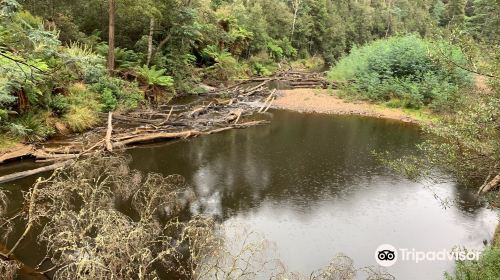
xmin=136 ymin=65 xmax=174 ymax=87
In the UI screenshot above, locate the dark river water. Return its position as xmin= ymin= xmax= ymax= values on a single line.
xmin=1 ymin=110 xmax=498 ymax=279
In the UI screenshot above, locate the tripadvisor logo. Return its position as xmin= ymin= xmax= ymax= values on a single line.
xmin=375 ymin=244 xmax=481 ymax=267
xmin=375 ymin=244 xmax=397 ymax=267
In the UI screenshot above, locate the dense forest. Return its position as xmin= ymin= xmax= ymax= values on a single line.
xmin=0 ymin=0 xmax=498 ymax=137
xmin=0 ymin=0 xmax=499 ymax=279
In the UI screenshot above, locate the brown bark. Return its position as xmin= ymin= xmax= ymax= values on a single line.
xmin=107 ymin=0 xmax=116 ymax=73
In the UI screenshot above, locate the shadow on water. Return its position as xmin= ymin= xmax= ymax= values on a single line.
xmin=0 ymin=110 xmax=497 ymax=279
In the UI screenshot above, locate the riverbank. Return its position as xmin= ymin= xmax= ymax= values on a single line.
xmin=273 ymin=88 xmax=432 ymax=123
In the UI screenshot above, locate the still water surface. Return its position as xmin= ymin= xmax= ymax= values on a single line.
xmin=0 ymin=110 xmax=497 ymax=279
xmin=128 ymin=110 xmax=498 ymax=279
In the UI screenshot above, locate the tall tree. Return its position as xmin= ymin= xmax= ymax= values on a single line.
xmin=107 ymin=0 xmax=116 ymax=73
xmin=290 ymin=0 xmax=302 ymax=43
xmin=146 ymin=17 xmax=155 ymax=66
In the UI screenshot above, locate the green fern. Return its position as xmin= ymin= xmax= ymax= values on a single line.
xmin=136 ymin=65 xmax=174 ymax=87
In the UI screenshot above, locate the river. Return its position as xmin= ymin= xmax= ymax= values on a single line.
xmin=1 ymin=110 xmax=497 ymax=279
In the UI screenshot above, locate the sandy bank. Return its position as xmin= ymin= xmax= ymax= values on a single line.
xmin=273 ymin=89 xmax=418 ymax=123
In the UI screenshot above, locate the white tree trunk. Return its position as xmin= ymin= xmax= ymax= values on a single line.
xmin=146 ymin=17 xmax=155 ymax=66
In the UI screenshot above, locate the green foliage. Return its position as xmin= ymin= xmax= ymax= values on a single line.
xmin=267 ymin=41 xmax=283 ymax=61
xmin=96 ymin=44 xmax=142 ymax=70
xmin=60 ymin=42 xmax=106 ymax=84
xmin=290 ymin=56 xmax=325 ymax=72
xmin=136 ymin=65 xmax=174 ymax=87
xmin=445 ymin=245 xmax=500 ymax=280
xmin=45 ymin=83 xmax=101 ymax=132
xmin=328 ymin=35 xmax=472 ymax=110
xmin=7 ymin=112 xmax=55 ymax=142
xmin=251 ymin=62 xmax=272 ymax=76
xmin=202 ymin=46 xmax=245 ymax=82
xmin=0 ymin=2 xmax=146 ymax=139
xmin=246 ymin=54 xmax=278 ymax=76
xmin=100 ymin=88 xmax=118 ymax=113
xmin=91 ymin=77 xmax=143 ymax=112
xmin=465 ymin=0 xmax=500 ymax=44
xmin=0 ymin=52 xmax=49 ymax=107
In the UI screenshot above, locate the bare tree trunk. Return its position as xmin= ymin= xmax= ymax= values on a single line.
xmin=150 ymin=34 xmax=172 ymax=63
xmin=290 ymin=0 xmax=301 ymax=43
xmin=146 ymin=18 xmax=155 ymax=66
xmin=385 ymin=0 xmax=393 ymax=37
xmin=107 ymin=0 xmax=116 ymax=73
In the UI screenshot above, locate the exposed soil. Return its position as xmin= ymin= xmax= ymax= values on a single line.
xmin=273 ymin=89 xmax=418 ymax=123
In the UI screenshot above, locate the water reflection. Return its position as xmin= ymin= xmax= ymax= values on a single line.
xmin=128 ymin=110 xmax=498 ymax=279
xmin=0 ymin=110 xmax=496 ymax=279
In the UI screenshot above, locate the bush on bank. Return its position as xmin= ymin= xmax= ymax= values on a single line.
xmin=328 ymin=35 xmax=472 ymax=110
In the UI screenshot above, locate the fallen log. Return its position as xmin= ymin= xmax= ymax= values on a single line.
xmin=113 ymin=130 xmax=199 ymax=147
xmin=35 ymin=154 xmax=78 ymax=163
xmin=108 ymin=114 xmax=162 ymax=125
xmin=0 ymin=161 xmax=71 ymax=184
xmin=246 ymin=80 xmax=272 ymax=93
xmin=202 ymin=120 xmax=270 ymax=135
xmin=479 ymin=174 xmax=500 ymax=194
xmin=188 ymin=102 xmax=213 ymax=118
xmin=31 ymin=150 xmax=79 ymax=160
xmin=259 ymin=89 xmax=276 ymax=113
xmin=263 ymin=97 xmax=275 ymax=113
xmin=41 ymin=146 xmax=84 ymax=154
xmin=0 ymin=145 xmax=34 ymax=164
xmin=105 ymin=112 xmax=113 ymax=152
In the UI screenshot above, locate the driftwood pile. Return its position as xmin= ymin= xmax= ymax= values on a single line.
xmin=274 ymin=71 xmax=337 ymax=89
xmin=230 ymin=70 xmax=337 ymax=90
xmin=0 ymin=70 xmax=336 ymax=183
xmin=0 ymin=79 xmax=282 ymax=183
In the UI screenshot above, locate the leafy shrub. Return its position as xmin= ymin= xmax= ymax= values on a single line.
xmin=91 ymin=77 xmax=143 ymax=112
xmin=445 ymin=245 xmax=500 ymax=280
xmin=0 ymin=51 xmax=49 ymax=108
xmin=252 ymin=62 xmax=272 ymax=76
xmin=201 ymin=46 xmax=245 ymax=82
xmin=100 ymin=88 xmax=118 ymax=112
xmin=0 ymin=109 xmax=8 ymax=123
xmin=267 ymin=41 xmax=283 ymax=61
xmin=276 ymin=38 xmax=297 ymax=59
xmin=328 ymin=35 xmax=472 ymax=110
xmin=8 ymin=112 xmax=55 ymax=142
xmin=290 ymin=56 xmax=325 ymax=72
xmin=47 ymin=94 xmax=70 ymax=115
xmin=61 ymin=43 xmax=106 ymax=84
xmin=95 ymin=44 xmax=142 ymax=70
xmin=135 ymin=65 xmax=174 ymax=87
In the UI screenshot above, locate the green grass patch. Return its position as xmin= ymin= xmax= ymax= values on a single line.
xmin=0 ymin=134 xmax=21 ymax=151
